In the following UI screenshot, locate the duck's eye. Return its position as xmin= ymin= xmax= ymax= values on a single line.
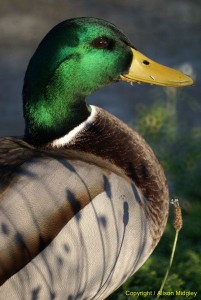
xmin=92 ymin=37 xmax=110 ymax=49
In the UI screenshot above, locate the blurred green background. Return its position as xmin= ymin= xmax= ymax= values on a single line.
xmin=109 ymin=86 xmax=201 ymax=299
xmin=0 ymin=0 xmax=200 ymax=299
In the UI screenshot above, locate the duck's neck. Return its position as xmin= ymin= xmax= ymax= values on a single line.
xmin=23 ymin=59 xmax=91 ymax=147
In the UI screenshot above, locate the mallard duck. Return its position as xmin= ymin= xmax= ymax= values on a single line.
xmin=0 ymin=17 xmax=193 ymax=299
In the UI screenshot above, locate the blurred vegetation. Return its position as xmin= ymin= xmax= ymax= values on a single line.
xmin=108 ymin=87 xmax=201 ymax=299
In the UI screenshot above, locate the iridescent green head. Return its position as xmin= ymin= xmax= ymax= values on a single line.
xmin=23 ymin=17 xmax=133 ymax=145
xmin=23 ymin=17 xmax=193 ymax=146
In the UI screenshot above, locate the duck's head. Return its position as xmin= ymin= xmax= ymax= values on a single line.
xmin=23 ymin=17 xmax=193 ymax=146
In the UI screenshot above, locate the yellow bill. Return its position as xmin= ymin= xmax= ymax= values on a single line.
xmin=120 ymin=48 xmax=193 ymax=87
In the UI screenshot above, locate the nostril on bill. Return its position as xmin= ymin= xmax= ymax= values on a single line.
xmin=143 ymin=60 xmax=150 ymax=65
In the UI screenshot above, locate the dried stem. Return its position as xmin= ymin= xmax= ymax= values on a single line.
xmin=157 ymin=199 xmax=183 ymax=298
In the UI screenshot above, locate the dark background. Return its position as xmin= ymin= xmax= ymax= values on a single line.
xmin=0 ymin=0 xmax=200 ymax=136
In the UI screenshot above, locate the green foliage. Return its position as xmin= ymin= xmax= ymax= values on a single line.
xmin=133 ymin=87 xmax=201 ymax=201
xmin=108 ymin=87 xmax=201 ymax=299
